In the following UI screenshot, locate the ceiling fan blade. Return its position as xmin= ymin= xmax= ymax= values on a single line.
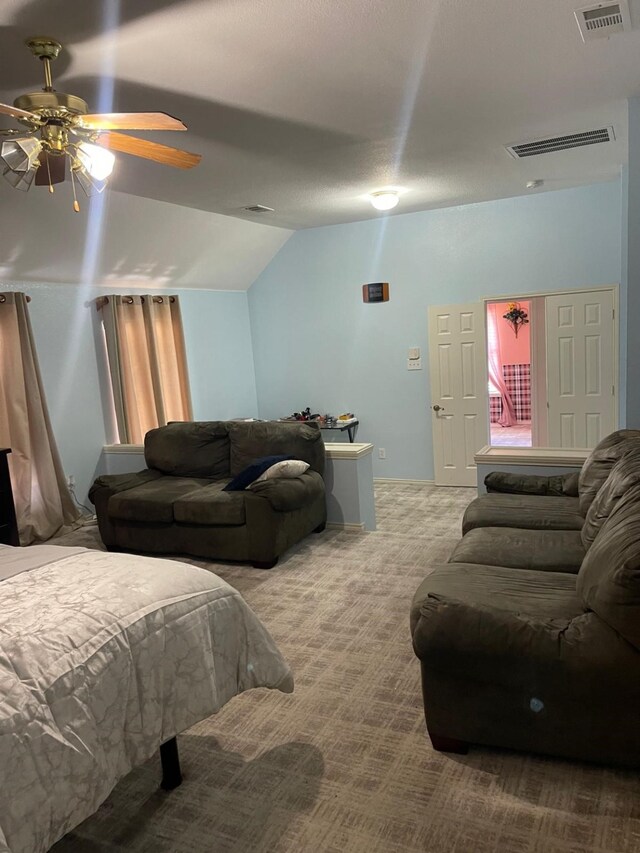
xmin=77 ymin=112 xmax=187 ymax=131
xmin=0 ymin=102 xmax=39 ymax=122
xmin=97 ymin=132 xmax=201 ymax=169
xmin=34 ymin=152 xmax=67 ymax=186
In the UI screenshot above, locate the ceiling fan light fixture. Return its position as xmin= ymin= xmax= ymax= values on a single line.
xmin=3 ymin=165 xmax=37 ymax=191
xmin=76 ymin=141 xmax=115 ymax=181
xmin=369 ymin=189 xmax=400 ymax=211
xmin=1 ymin=137 xmax=42 ymax=172
xmin=0 ymin=37 xmax=201 ymax=212
xmin=72 ymin=163 xmax=107 ymax=197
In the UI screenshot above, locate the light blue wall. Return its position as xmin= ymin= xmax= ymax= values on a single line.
xmin=180 ymin=290 xmax=258 ymax=421
xmin=2 ymin=179 xmax=624 ymax=508
xmin=624 ymin=98 xmax=640 ymax=427
xmin=2 ymin=282 xmax=257 ymax=505
xmin=248 ymin=182 xmax=622 ymax=481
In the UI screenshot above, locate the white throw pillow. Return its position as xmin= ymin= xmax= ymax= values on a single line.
xmin=249 ymin=459 xmax=310 ymax=485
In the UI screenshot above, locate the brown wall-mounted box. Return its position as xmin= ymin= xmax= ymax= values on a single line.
xmin=362 ymin=282 xmax=389 ymax=303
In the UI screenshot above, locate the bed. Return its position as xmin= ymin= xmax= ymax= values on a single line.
xmin=0 ymin=543 xmax=293 ymax=853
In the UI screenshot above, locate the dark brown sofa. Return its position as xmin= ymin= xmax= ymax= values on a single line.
xmin=90 ymin=420 xmax=326 ymax=568
xmin=461 ymin=429 xmax=640 ymax=534
xmin=411 ymin=429 xmax=640 ymax=767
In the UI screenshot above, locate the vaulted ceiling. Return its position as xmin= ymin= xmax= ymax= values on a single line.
xmin=1 ymin=0 xmax=639 ymax=229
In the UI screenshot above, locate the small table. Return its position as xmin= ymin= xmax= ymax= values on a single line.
xmin=320 ymin=420 xmax=359 ymax=443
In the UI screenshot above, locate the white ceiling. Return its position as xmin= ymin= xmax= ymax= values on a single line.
xmin=1 ymin=0 xmax=639 ymax=229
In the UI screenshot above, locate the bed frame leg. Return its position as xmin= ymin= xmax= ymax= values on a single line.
xmin=160 ymin=737 xmax=182 ymax=791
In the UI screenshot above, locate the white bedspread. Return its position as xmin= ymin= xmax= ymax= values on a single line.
xmin=0 ymin=545 xmax=293 ymax=853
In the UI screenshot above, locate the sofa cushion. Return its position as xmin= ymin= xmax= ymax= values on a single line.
xmin=247 ymin=470 xmax=324 ymax=512
xmin=578 ymin=430 xmax=640 ymax=516
xmin=484 ymin=471 xmax=579 ymax=496
xmin=144 ymin=421 xmax=231 ymax=479
xmin=462 ymin=493 xmax=583 ymax=535
xmin=577 ymin=482 xmax=640 ymax=651
xmin=252 ymin=459 xmax=310 ymax=482
xmin=581 ymin=449 xmax=640 ymax=550
xmin=108 ymin=476 xmax=212 ymax=523
xmin=229 ymin=421 xmax=325 ymax=476
xmin=223 ymin=454 xmax=293 ymax=491
xmin=412 ymin=563 xmax=582 ymax=637
xmin=174 ymin=483 xmax=246 ymax=525
xmin=450 ymin=527 xmax=585 ymax=573
xmin=411 ymin=578 xmax=631 ymax=697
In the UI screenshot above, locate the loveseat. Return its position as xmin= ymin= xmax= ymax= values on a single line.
xmin=90 ymin=420 xmax=326 ymax=568
xmin=411 ymin=429 xmax=640 ymax=767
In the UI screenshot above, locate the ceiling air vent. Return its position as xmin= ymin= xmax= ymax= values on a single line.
xmin=574 ymin=1 xmax=631 ymax=41
xmin=505 ymin=126 xmax=615 ymax=158
xmin=243 ymin=204 xmax=274 ymax=213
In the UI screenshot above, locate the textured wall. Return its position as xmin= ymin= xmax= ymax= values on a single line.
xmin=1 ymin=282 xmax=258 ymax=506
xmin=0 ymin=186 xmax=291 ymax=291
xmin=249 ymin=182 xmax=622 ymax=481
xmin=624 ymin=99 xmax=640 ymax=427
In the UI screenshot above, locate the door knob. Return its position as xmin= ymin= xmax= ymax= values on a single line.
xmin=432 ymin=405 xmax=444 ymax=412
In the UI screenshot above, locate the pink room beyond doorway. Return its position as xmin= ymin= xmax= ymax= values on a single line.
xmin=487 ymin=300 xmax=532 ymax=447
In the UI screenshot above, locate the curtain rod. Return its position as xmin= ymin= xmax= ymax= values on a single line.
xmin=96 ymin=295 xmax=176 ymax=311
xmin=0 ymin=294 xmax=31 ymax=303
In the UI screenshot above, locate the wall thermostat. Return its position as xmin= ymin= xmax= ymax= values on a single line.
xmin=362 ymin=282 xmax=389 ymax=303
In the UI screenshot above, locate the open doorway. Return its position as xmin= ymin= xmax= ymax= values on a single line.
xmin=486 ymin=300 xmax=532 ymax=447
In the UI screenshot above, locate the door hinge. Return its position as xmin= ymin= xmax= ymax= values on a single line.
xmin=613 ymin=308 xmax=615 ymax=319
xmin=612 ymin=385 xmax=615 ymax=395
xmin=546 ymin=401 xmax=549 ymax=409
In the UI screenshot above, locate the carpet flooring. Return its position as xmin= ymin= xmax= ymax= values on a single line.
xmin=50 ymin=483 xmax=640 ymax=853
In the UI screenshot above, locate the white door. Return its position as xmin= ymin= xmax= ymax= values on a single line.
xmin=546 ymin=290 xmax=616 ymax=448
xmin=428 ymin=303 xmax=488 ymax=486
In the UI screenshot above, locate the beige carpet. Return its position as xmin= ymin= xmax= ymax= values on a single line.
xmin=51 ymin=484 xmax=640 ymax=853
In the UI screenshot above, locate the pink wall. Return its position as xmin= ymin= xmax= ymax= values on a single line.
xmin=493 ymin=300 xmax=530 ymax=365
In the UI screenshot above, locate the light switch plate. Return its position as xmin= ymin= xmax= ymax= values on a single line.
xmin=408 ymin=347 xmax=421 ymax=360
xmin=407 ymin=357 xmax=422 ymax=370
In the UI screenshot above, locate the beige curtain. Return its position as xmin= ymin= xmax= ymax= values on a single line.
xmin=0 ymin=292 xmax=79 ymax=544
xmin=100 ymin=295 xmax=193 ymax=444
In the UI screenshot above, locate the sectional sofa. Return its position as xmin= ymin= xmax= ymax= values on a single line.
xmin=411 ymin=429 xmax=640 ymax=767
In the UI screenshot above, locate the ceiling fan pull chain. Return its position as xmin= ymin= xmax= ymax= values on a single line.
xmin=69 ymin=161 xmax=80 ymax=212
xmin=46 ymin=154 xmax=54 ymax=193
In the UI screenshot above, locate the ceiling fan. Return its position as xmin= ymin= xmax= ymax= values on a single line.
xmin=0 ymin=37 xmax=202 ymax=211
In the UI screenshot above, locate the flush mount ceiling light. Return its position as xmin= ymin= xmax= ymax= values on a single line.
xmin=0 ymin=37 xmax=201 ymax=212
xmin=526 ymin=179 xmax=544 ymax=189
xmin=369 ymin=190 xmax=400 ymax=211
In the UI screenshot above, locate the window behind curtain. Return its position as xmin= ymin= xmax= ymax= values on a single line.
xmin=99 ymin=295 xmax=193 ymax=444
xmin=0 ymin=292 xmax=79 ymax=542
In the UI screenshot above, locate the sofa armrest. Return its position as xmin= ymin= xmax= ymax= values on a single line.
xmin=89 ymin=469 xmax=162 ymax=550
xmin=411 ymin=595 xmax=637 ymax=693
xmin=484 ymin=471 xmax=579 ymax=496
xmin=89 ymin=469 xmax=162 ymax=504
xmin=247 ymin=470 xmax=324 ymax=512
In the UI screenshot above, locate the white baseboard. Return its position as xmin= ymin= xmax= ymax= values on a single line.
xmin=374 ymin=478 xmax=436 ymax=486
xmin=326 ymin=521 xmax=366 ymax=533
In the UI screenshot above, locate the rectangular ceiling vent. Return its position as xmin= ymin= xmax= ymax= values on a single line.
xmin=243 ymin=204 xmax=274 ymax=213
xmin=574 ymin=1 xmax=631 ymax=41
xmin=505 ymin=126 xmax=615 ymax=158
